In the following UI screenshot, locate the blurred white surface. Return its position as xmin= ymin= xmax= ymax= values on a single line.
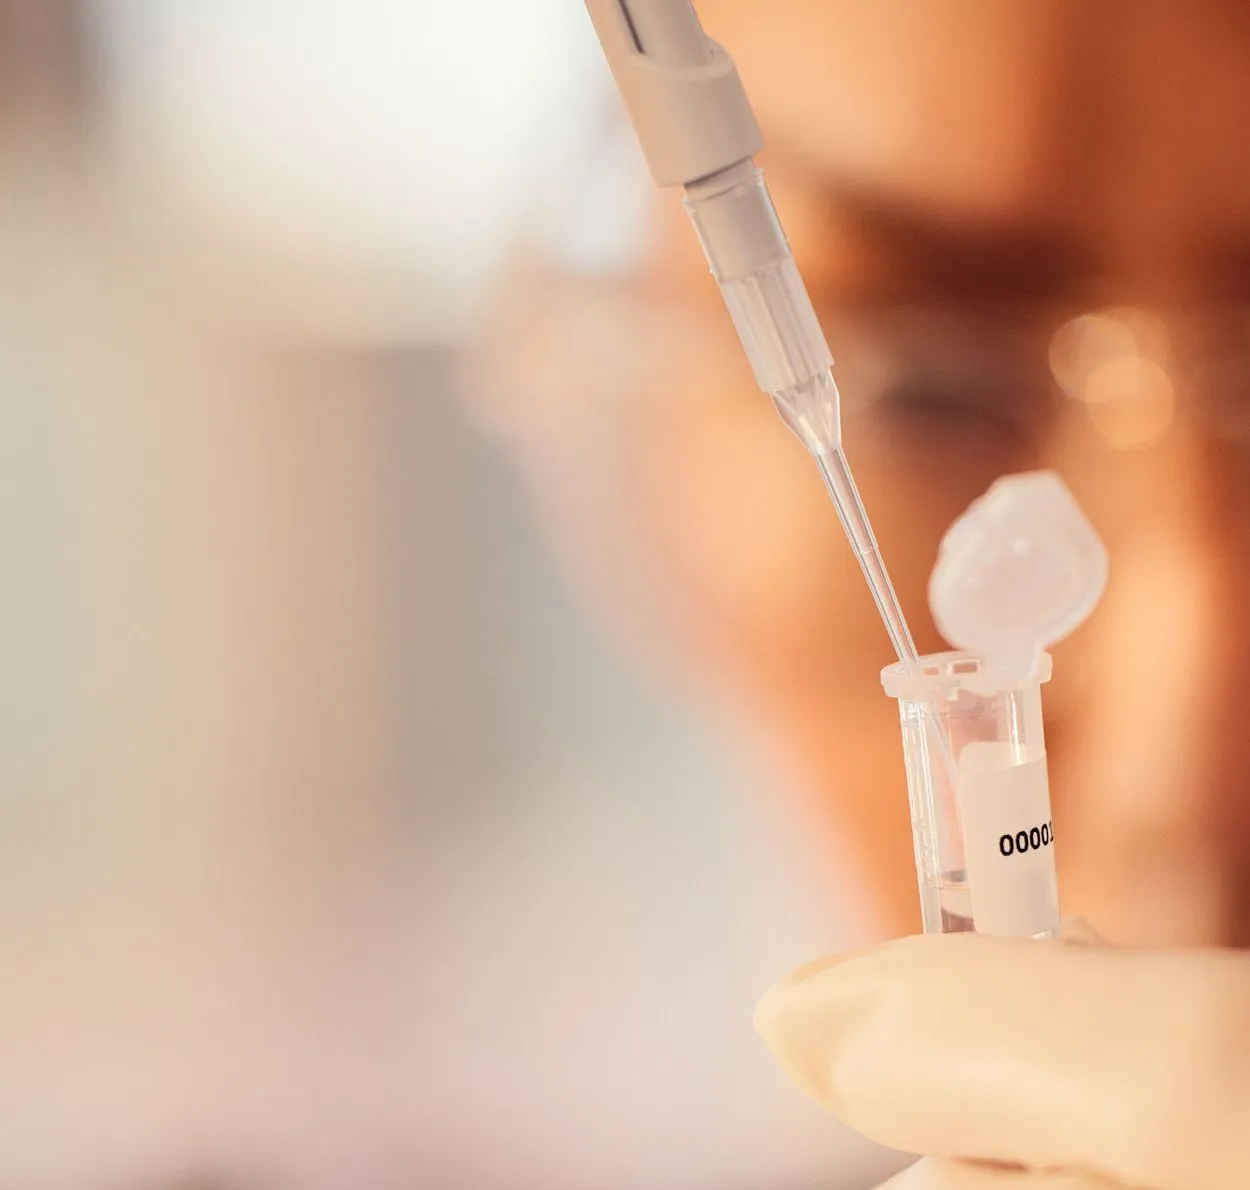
xmin=0 ymin=9 xmax=908 ymax=1185
xmin=90 ymin=0 xmax=623 ymax=344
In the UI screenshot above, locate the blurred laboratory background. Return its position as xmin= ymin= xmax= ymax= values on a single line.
xmin=0 ymin=2 xmax=901 ymax=1187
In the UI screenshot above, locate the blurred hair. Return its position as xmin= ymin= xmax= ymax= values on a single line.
xmin=0 ymin=0 xmax=95 ymax=127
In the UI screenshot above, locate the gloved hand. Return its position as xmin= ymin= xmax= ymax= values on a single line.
xmin=754 ymin=920 xmax=1249 ymax=1189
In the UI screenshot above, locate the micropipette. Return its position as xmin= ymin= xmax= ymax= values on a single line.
xmin=581 ymin=2 xmax=1117 ymax=941
xmin=583 ymin=0 xmax=921 ymax=665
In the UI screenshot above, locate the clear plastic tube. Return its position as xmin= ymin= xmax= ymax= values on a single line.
xmin=882 ymin=651 xmax=1061 ymax=939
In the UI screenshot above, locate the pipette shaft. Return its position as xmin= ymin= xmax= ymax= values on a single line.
xmin=582 ymin=0 xmax=920 ymax=666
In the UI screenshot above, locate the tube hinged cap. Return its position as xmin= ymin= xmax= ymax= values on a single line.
xmin=928 ymin=471 xmax=1108 ymax=688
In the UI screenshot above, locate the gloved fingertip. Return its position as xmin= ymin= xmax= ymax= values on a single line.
xmin=753 ymin=946 xmax=888 ymax=1113
xmin=753 ymin=950 xmax=855 ymax=1052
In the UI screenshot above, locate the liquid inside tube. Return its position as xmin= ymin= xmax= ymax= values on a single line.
xmin=933 ymin=878 xmax=1054 ymax=938
xmin=933 ymin=874 xmax=1057 ymax=938
xmin=937 ymin=878 xmax=976 ymax=934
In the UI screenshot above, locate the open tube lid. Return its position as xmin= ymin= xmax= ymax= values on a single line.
xmin=927 ymin=471 xmax=1108 ymax=691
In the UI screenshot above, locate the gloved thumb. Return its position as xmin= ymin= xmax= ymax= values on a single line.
xmin=755 ymin=932 xmax=1250 ymax=1190
xmin=879 ymin=1156 xmax=1124 ymax=1189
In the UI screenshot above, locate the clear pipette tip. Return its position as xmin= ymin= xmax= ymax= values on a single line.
xmin=812 ymin=441 xmax=919 ymax=664
xmin=771 ymin=369 xmax=956 ymax=782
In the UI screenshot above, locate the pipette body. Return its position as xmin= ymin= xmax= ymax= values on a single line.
xmin=583 ymin=0 xmax=921 ymax=666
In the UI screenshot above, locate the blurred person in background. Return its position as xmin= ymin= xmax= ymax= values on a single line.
xmin=478 ymin=0 xmax=1250 ymax=951
xmin=21 ymin=0 xmax=1250 ymax=1187
xmin=471 ymin=1 xmax=1250 ymax=1185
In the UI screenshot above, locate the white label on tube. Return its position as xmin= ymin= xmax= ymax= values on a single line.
xmin=958 ymin=743 xmax=1059 ymax=938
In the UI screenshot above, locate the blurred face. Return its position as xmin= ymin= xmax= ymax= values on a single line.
xmin=480 ymin=0 xmax=1250 ymax=946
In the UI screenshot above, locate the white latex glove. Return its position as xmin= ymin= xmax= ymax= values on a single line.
xmin=754 ymin=920 xmax=1249 ymax=1190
